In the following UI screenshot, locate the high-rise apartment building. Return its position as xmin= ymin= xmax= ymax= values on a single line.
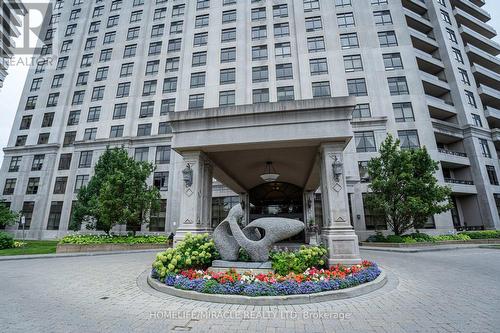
xmin=1 ymin=0 xmax=499 ymax=240
xmin=0 ymin=0 xmax=27 ymax=88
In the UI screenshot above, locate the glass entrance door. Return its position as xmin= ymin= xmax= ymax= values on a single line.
xmin=249 ymin=182 xmax=305 ymax=242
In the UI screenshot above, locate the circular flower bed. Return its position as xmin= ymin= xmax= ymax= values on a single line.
xmin=151 ymin=261 xmax=381 ymax=297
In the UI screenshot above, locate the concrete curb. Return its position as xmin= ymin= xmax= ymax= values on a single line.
xmin=0 ymin=248 xmax=165 ymax=261
xmin=359 ymin=244 xmax=486 ymax=253
xmin=146 ymin=270 xmax=387 ymax=305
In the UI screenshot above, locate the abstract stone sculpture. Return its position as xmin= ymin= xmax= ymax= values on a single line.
xmin=213 ymin=204 xmax=305 ymax=262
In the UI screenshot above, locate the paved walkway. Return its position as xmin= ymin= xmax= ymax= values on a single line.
xmin=0 ymin=248 xmax=499 ymax=333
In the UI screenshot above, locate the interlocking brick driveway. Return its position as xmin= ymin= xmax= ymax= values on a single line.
xmin=0 ymin=248 xmax=499 ymax=333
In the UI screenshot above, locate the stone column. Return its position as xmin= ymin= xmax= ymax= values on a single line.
xmin=319 ymin=143 xmax=361 ymax=265
xmin=173 ymin=151 xmax=214 ymax=243
xmin=303 ymin=191 xmax=317 ymax=244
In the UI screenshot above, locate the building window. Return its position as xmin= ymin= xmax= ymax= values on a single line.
xmin=304 ymin=0 xmax=320 ymax=12
xmin=74 ymin=175 xmax=89 ymax=193
xmin=479 ymin=139 xmax=491 ymax=158
xmin=83 ymin=128 xmax=97 ymax=141
xmin=440 ymin=10 xmax=451 ymax=24
xmin=194 ymin=32 xmax=208 ymax=46
xmin=53 ymin=177 xmax=68 ymax=194
xmin=276 ymin=63 xmax=293 ymax=80
xmin=252 ymin=88 xmax=269 ymax=104
xmin=310 ymin=58 xmax=328 ymax=75
xmin=110 ymin=125 xmax=124 ymax=138
xmin=190 ymin=72 xmax=206 ymax=88
xmin=192 ymin=51 xmax=207 ymax=67
xmin=95 ymin=67 xmax=109 ymax=81
xmin=458 ymin=68 xmax=470 ymax=85
xmin=340 ymin=33 xmax=359 ymax=49
xmin=307 ymin=37 xmax=325 ymax=53
xmin=358 ymin=161 xmax=370 ymax=182
xmin=134 ymin=147 xmax=149 ymax=162
xmin=373 ymin=10 xmax=392 ymax=25
xmin=37 ymin=133 xmax=50 ymax=144
xmin=63 ymin=131 xmax=77 ymax=146
xmin=252 ymin=66 xmax=269 ymax=83
xmin=378 ymin=31 xmax=398 ymax=47
xmin=219 ymin=68 xmax=235 ymax=84
xmin=274 ymin=22 xmax=290 ymax=37
xmin=156 ymin=146 xmax=171 ymax=164
xmin=139 ymin=101 xmax=155 ymax=118
xmin=486 ymin=166 xmax=499 ymax=185
xmin=163 ymin=77 xmax=178 ymax=93
xmin=8 ymin=156 xmax=22 ymax=172
xmin=251 ymin=7 xmax=266 ymax=21
xmin=221 ymin=47 xmax=236 ymax=63
xmin=149 ymin=200 xmax=167 ymax=232
xmin=20 ymin=116 xmax=32 ymax=130
xmin=383 ymin=53 xmax=403 ymax=70
xmin=472 ymin=113 xmax=482 ymax=127
xmin=15 ymin=135 xmax=27 ymax=147
xmin=79 ymin=151 xmax=93 ymax=168
xmin=275 ymin=42 xmax=291 ymax=58
xmin=116 ymin=82 xmax=131 ymax=98
xmin=153 ymin=172 xmax=169 ymax=191
xmin=137 ymin=123 xmax=152 ymax=136
xmin=344 ymin=54 xmax=363 ymax=72
xmin=91 ymin=86 xmax=105 ymax=101
xmin=355 ymin=131 xmax=376 ymax=152
xmin=120 ymin=63 xmax=134 ymax=77
xmin=352 ymin=104 xmax=371 ymax=118
xmin=347 ymin=78 xmax=368 ymax=96
xmin=188 ymin=94 xmax=204 ymax=109
xmin=31 ymin=154 xmax=44 ymax=171
xmin=113 ymin=104 xmax=127 ymax=119
xmin=3 ymin=179 xmax=16 ymax=195
xmin=465 ymin=90 xmax=477 ymax=108
xmin=158 ymin=122 xmax=172 ymax=135
xmin=393 ymin=102 xmax=415 ymax=122
xmin=337 ymin=12 xmax=355 ymax=28
xmin=312 ymin=81 xmax=331 ymax=98
xmin=20 ymin=202 xmax=34 ymax=229
xmin=58 ymin=153 xmax=72 ymax=170
xmin=398 ymin=130 xmax=420 ymax=149
xmin=222 ymin=9 xmax=236 ymax=23
xmin=221 ymin=28 xmax=236 ymax=42
xmin=145 ymin=60 xmax=160 ymax=75
xmin=252 ymin=25 xmax=267 ymax=40
xmin=273 ymin=4 xmax=288 ymax=18
xmin=142 ymin=80 xmax=157 ymax=96
xmin=277 ymin=86 xmax=295 ymax=101
xmin=452 ymin=48 xmax=464 ymax=64
xmin=252 ymin=45 xmax=268 ymax=60
xmin=305 ymin=16 xmax=322 ymax=32
xmin=26 ymin=177 xmax=40 ymax=195
xmin=42 ymin=113 xmax=54 ymax=127
xmin=161 ymin=99 xmax=175 ymax=114
xmin=388 ymin=77 xmax=409 ymax=95
xmin=219 ymin=90 xmax=236 ymax=106
xmin=46 ymin=201 xmax=63 ymax=230
xmin=446 ymin=28 xmax=457 ymax=43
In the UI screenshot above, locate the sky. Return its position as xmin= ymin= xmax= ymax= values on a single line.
xmin=0 ymin=1 xmax=499 ymax=165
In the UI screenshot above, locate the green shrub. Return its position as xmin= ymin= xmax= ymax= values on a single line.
xmin=459 ymin=230 xmax=500 ymax=239
xmin=433 ymin=234 xmax=471 ymax=241
xmin=270 ymin=245 xmax=328 ymax=275
xmin=238 ymin=248 xmax=251 ymax=262
xmin=0 ymin=232 xmax=14 ymax=250
xmin=385 ymin=235 xmax=404 ymax=243
xmin=406 ymin=232 xmax=434 ymax=242
xmin=59 ymin=234 xmax=168 ymax=245
xmin=152 ymin=233 xmax=218 ymax=278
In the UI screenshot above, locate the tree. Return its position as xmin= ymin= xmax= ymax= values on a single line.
xmin=71 ymin=147 xmax=161 ymax=235
xmin=0 ymin=200 xmax=18 ymax=227
xmin=365 ymin=135 xmax=452 ymax=236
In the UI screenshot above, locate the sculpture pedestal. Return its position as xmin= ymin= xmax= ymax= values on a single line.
xmin=209 ymin=260 xmax=274 ymax=274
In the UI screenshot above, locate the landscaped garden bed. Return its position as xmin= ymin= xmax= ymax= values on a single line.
xmin=361 ymin=231 xmax=500 ymax=247
xmin=150 ymin=233 xmax=382 ymax=299
xmin=57 ymin=234 xmax=171 ymax=253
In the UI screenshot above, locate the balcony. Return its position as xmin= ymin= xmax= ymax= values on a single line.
xmin=465 ymin=44 xmax=500 ymax=73
xmin=432 ymin=119 xmax=464 ymax=143
xmin=438 ymin=149 xmax=470 ymax=168
xmin=484 ymin=106 xmax=500 ymax=125
xmin=450 ymin=0 xmax=491 ymax=23
xmin=492 ymin=129 xmax=500 ymax=143
xmin=427 ymin=95 xmax=456 ymax=120
xmin=444 ymin=178 xmax=477 ymax=195
xmin=415 ymin=50 xmax=445 ymax=74
xmin=409 ymin=28 xmax=439 ymax=53
xmin=453 ymin=7 xmax=497 ymax=39
xmin=402 ymin=0 xmax=427 ymax=15
xmin=459 ymin=26 xmax=500 ymax=56
xmin=420 ymin=71 xmax=451 ymax=97
xmin=478 ymin=84 xmax=500 ymax=109
xmin=405 ymin=9 xmax=433 ymax=34
xmin=472 ymin=64 xmax=500 ymax=88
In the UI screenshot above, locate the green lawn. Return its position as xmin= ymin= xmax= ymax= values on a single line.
xmin=0 ymin=240 xmax=58 ymax=256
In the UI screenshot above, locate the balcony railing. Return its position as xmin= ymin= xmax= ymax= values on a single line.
xmin=438 ymin=148 xmax=467 ymax=157
xmin=445 ymin=178 xmax=474 ymax=185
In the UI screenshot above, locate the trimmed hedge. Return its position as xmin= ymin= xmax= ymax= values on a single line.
xmin=366 ymin=232 xmax=471 ymax=243
xmin=59 ymin=234 xmax=169 ymax=245
xmin=459 ymin=230 xmax=500 ymax=239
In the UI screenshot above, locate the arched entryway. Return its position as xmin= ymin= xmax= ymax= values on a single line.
xmin=249 ymin=182 xmax=305 ymax=242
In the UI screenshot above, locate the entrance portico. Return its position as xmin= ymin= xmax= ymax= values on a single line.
xmin=168 ymin=98 xmax=361 ymax=265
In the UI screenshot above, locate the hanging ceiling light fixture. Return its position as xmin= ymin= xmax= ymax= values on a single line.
xmin=260 ymin=161 xmax=280 ymax=182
